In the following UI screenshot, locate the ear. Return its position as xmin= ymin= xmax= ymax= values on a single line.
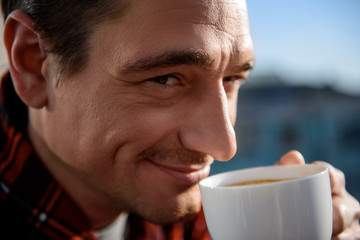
xmin=3 ymin=10 xmax=49 ymax=108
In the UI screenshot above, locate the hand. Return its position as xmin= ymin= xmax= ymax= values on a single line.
xmin=276 ymin=151 xmax=360 ymax=239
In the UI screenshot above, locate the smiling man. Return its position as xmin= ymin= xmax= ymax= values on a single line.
xmin=0 ymin=0 xmax=359 ymax=239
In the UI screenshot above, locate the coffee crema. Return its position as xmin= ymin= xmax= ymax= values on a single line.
xmin=225 ymin=178 xmax=295 ymax=187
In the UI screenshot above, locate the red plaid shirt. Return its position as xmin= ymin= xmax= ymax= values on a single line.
xmin=0 ymin=72 xmax=210 ymax=240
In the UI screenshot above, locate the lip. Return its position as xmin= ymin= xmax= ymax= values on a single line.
xmin=149 ymin=160 xmax=211 ymax=186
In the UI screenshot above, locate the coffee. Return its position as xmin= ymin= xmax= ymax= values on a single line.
xmin=225 ymin=178 xmax=295 ymax=187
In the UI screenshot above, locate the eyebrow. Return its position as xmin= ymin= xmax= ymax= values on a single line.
xmin=120 ymin=50 xmax=215 ymax=74
xmin=232 ymin=59 xmax=256 ymax=72
xmin=119 ymin=49 xmax=255 ymax=74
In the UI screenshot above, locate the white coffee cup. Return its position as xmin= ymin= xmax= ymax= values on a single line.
xmin=199 ymin=164 xmax=332 ymax=240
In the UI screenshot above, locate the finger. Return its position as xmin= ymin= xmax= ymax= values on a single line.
xmin=332 ymin=192 xmax=360 ymax=237
xmin=332 ymin=215 xmax=360 ymax=240
xmin=309 ymin=162 xmax=360 ymax=238
xmin=275 ymin=150 xmax=305 ymax=165
xmin=312 ymin=161 xmax=346 ymax=195
xmin=332 ymin=196 xmax=347 ymax=236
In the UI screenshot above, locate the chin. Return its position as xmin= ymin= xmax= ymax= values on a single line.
xmin=146 ymin=204 xmax=201 ymax=225
xmin=139 ymin=186 xmax=203 ymax=225
xmin=174 ymin=208 xmax=201 ymax=224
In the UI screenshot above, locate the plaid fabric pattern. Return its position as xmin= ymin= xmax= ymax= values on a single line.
xmin=0 ymin=72 xmax=210 ymax=240
xmin=0 ymin=72 xmax=97 ymax=239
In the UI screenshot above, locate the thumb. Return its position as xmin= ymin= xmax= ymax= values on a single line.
xmin=275 ymin=150 xmax=305 ymax=165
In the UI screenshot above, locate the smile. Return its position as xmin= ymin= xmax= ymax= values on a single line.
xmin=148 ymin=160 xmax=211 ymax=186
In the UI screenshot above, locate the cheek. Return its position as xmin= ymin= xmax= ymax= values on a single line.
xmin=41 ymin=85 xmax=118 ymax=172
xmin=46 ymin=77 xmax=184 ymax=176
xmin=111 ymin=105 xmax=184 ymax=156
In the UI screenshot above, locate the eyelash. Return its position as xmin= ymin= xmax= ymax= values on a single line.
xmin=147 ymin=74 xmax=247 ymax=90
xmin=148 ymin=74 xmax=181 ymax=86
xmin=223 ymin=76 xmax=247 ymax=86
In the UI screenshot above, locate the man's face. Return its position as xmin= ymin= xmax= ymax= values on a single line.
xmin=37 ymin=0 xmax=254 ymax=224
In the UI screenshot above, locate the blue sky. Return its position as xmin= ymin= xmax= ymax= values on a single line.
xmin=246 ymin=0 xmax=360 ymax=95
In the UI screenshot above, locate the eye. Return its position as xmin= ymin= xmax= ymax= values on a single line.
xmin=223 ymin=76 xmax=247 ymax=96
xmin=148 ymin=74 xmax=181 ymax=86
xmin=223 ymin=76 xmax=242 ymax=82
xmin=223 ymin=76 xmax=247 ymax=87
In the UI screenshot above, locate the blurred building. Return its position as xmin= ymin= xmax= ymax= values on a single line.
xmin=211 ymin=76 xmax=360 ymax=200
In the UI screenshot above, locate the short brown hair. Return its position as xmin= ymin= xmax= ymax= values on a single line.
xmin=1 ymin=0 xmax=130 ymax=77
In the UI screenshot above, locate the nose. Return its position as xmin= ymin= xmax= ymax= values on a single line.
xmin=179 ymin=83 xmax=237 ymax=161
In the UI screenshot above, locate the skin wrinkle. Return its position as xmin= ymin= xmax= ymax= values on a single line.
xmin=105 ymin=75 xmax=186 ymax=105
xmin=120 ymin=50 xmax=216 ymax=74
xmin=98 ymin=61 xmax=187 ymax=105
xmin=138 ymin=145 xmax=211 ymax=166
xmin=3 ymin=0 xmax=359 ymax=236
xmin=105 ymin=46 xmax=254 ymax=107
xmin=186 ymin=24 xmax=252 ymax=70
xmin=94 ymin=1 xmax=251 ymax=81
xmin=117 ymin=49 xmax=255 ymax=81
xmin=21 ymin=0 xmax=252 ymax=228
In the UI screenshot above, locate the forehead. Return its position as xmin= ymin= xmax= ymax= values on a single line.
xmin=93 ymin=0 xmax=252 ymax=68
xmin=133 ymin=0 xmax=250 ymax=30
